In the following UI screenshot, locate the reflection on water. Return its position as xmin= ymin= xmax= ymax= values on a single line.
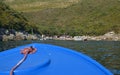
xmin=0 ymin=40 xmax=120 ymax=75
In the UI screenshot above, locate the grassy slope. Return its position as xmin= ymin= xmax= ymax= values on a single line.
xmin=5 ymin=0 xmax=120 ymax=36
xmin=4 ymin=0 xmax=80 ymax=12
xmin=0 ymin=1 xmax=39 ymax=33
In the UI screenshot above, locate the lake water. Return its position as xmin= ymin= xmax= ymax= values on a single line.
xmin=0 ymin=40 xmax=120 ymax=75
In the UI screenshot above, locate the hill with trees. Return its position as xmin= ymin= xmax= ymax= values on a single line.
xmin=4 ymin=0 xmax=120 ymax=36
xmin=0 ymin=1 xmax=38 ymax=34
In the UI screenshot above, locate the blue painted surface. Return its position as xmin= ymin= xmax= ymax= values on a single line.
xmin=0 ymin=43 xmax=113 ymax=75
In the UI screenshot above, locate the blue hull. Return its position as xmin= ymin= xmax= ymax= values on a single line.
xmin=0 ymin=43 xmax=112 ymax=75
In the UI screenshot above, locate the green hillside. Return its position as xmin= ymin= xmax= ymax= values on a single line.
xmin=0 ymin=1 xmax=38 ymax=33
xmin=4 ymin=0 xmax=80 ymax=12
xmin=4 ymin=0 xmax=120 ymax=36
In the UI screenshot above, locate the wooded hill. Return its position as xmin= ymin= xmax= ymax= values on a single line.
xmin=0 ymin=1 xmax=38 ymax=34
xmin=3 ymin=0 xmax=120 ymax=36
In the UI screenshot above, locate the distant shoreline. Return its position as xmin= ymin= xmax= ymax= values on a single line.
xmin=0 ymin=29 xmax=119 ymax=41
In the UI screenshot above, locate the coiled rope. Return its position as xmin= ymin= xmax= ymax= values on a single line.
xmin=10 ymin=46 xmax=36 ymax=75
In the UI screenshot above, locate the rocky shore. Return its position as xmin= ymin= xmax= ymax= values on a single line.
xmin=45 ymin=31 xmax=120 ymax=41
xmin=0 ymin=28 xmax=40 ymax=41
xmin=72 ymin=31 xmax=120 ymax=41
xmin=0 ymin=28 xmax=119 ymax=41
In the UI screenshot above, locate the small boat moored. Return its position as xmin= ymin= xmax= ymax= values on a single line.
xmin=0 ymin=43 xmax=113 ymax=75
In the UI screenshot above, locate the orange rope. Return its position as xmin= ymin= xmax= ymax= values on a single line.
xmin=10 ymin=46 xmax=36 ymax=75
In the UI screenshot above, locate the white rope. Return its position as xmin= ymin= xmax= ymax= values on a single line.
xmin=10 ymin=53 xmax=28 ymax=75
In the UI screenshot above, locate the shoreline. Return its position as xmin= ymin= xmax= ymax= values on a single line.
xmin=0 ymin=31 xmax=120 ymax=41
xmin=41 ymin=31 xmax=120 ymax=41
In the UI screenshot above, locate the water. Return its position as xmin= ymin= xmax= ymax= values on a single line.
xmin=0 ymin=40 xmax=120 ymax=75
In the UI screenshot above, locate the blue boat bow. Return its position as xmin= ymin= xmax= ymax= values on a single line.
xmin=0 ymin=43 xmax=113 ymax=75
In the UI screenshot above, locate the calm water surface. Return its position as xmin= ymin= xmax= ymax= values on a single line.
xmin=0 ymin=40 xmax=120 ymax=75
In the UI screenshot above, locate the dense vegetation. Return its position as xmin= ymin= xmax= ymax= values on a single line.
xmin=0 ymin=1 xmax=38 ymax=34
xmin=3 ymin=0 xmax=120 ymax=36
